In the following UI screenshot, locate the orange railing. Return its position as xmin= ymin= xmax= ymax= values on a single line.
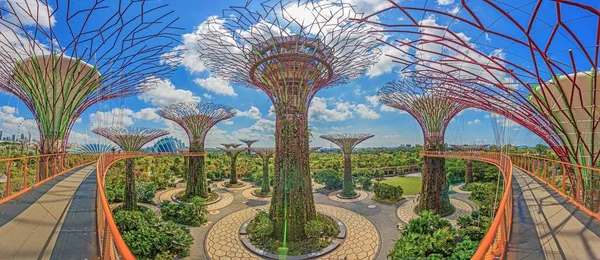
xmin=421 ymin=151 xmax=513 ymax=260
xmin=511 ymin=154 xmax=600 ymax=220
xmin=96 ymin=152 xmax=208 ymax=260
xmin=0 ymin=153 xmax=97 ymax=204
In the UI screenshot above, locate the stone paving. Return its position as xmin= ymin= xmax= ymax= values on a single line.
xmin=396 ymin=197 xmax=474 ymax=226
xmin=450 ymin=183 xmax=471 ymax=195
xmin=218 ymin=180 xmax=248 ymax=190
xmin=241 ymin=187 xmax=271 ymax=201
xmin=327 ymin=189 xmax=370 ymax=203
xmin=204 ymin=204 xmax=380 ymax=260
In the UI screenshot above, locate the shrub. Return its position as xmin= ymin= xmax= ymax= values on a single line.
xmin=373 ymin=182 xmax=403 ymax=203
xmin=305 ymin=220 xmax=325 ymax=239
xmin=450 ymin=240 xmax=478 ymax=260
xmin=113 ymin=209 xmax=193 ymax=259
xmin=137 ymin=182 xmax=156 ymax=203
xmin=160 ymin=197 xmax=207 ymax=226
xmin=247 ymin=211 xmax=273 ymax=240
xmin=468 ymin=183 xmax=502 ymax=216
xmin=106 ymin=182 xmax=125 ymax=203
xmin=314 ymin=169 xmax=342 ymax=190
xmin=151 ymin=171 xmax=174 ymax=190
xmin=358 ymin=175 xmax=372 ymax=191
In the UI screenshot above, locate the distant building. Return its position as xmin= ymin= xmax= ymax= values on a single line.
xmin=20 ymin=134 xmax=25 ymax=140
xmin=11 ymin=135 xmax=15 ymax=141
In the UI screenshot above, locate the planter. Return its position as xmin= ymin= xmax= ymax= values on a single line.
xmin=172 ymin=191 xmax=222 ymax=206
xmin=251 ymin=188 xmax=272 ymax=198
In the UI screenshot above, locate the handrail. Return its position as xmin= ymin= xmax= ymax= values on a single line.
xmin=96 ymin=152 xmax=208 ymax=260
xmin=420 ymin=151 xmax=513 ymax=260
xmin=510 ymin=154 xmax=600 ymax=220
xmin=0 ymin=153 xmax=97 ymax=204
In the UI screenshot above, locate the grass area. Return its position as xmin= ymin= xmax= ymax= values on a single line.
xmin=380 ymin=177 xmax=422 ymax=195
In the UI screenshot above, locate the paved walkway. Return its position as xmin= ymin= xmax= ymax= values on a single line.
xmin=0 ymin=164 xmax=97 ymax=260
xmin=507 ymin=168 xmax=600 ymax=260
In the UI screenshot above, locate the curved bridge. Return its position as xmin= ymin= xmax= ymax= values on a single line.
xmin=422 ymin=151 xmax=600 ymax=260
xmin=0 ymin=152 xmax=599 ymax=259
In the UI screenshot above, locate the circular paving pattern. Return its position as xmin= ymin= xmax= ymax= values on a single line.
xmin=219 ymin=180 xmax=248 ymax=190
xmin=328 ymin=190 xmax=369 ymax=203
xmin=241 ymin=188 xmax=271 ymax=201
xmin=158 ymin=187 xmax=234 ymax=211
xmin=396 ymin=198 xmax=474 ymax=226
xmin=451 ymin=183 xmax=472 ymax=195
xmin=205 ymin=204 xmax=380 ymax=259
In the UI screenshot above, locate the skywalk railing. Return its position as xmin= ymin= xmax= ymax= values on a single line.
xmin=511 ymin=154 xmax=600 ymax=220
xmin=0 ymin=153 xmax=97 ymax=203
xmin=420 ymin=151 xmax=513 ymax=260
xmin=96 ymin=152 xmax=208 ymax=260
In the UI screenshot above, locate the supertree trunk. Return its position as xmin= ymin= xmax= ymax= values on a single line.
xmin=261 ymin=157 xmax=270 ymax=193
xmin=230 ymin=156 xmax=238 ymax=184
xmin=38 ymin=140 xmax=63 ymax=180
xmin=186 ymin=144 xmax=207 ymax=199
xmin=342 ymin=154 xmax=356 ymax=197
xmin=124 ymin=158 xmax=138 ymax=211
xmin=270 ymin=112 xmax=316 ymax=242
xmin=419 ymin=137 xmax=452 ymax=216
xmin=465 ymin=160 xmax=473 ymax=185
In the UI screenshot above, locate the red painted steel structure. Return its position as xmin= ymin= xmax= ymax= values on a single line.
xmin=359 ymin=0 xmax=600 ymax=214
xmin=0 ymin=0 xmax=180 ymax=161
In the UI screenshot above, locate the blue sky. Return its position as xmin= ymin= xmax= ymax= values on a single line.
xmin=3 ymin=0 xmax=580 ymax=149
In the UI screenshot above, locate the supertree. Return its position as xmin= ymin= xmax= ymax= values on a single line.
xmin=320 ymin=134 xmax=374 ymax=197
xmin=68 ymin=143 xmax=119 ymax=155
xmin=240 ymin=139 xmax=259 ymax=155
xmin=219 ymin=146 xmax=247 ymax=186
xmin=221 ymin=143 xmax=242 ymax=149
xmin=93 ymin=127 xmax=168 ymax=210
xmin=450 ymin=145 xmax=490 ymax=185
xmin=150 ymin=137 xmax=187 ymax=154
xmin=158 ymin=102 xmax=235 ymax=199
xmin=359 ymin=0 xmax=600 ymax=207
xmin=0 ymin=0 xmax=180 ymax=179
xmin=195 ymin=0 xmax=381 ymax=241
xmin=250 ymin=147 xmax=276 ymax=195
xmin=379 ymin=79 xmax=467 ymax=215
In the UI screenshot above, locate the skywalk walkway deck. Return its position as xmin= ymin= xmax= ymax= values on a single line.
xmin=0 ymin=164 xmax=97 ymax=259
xmin=508 ymin=168 xmax=600 ymax=260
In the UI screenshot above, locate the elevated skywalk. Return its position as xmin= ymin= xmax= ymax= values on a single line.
xmin=0 ymin=164 xmax=97 ymax=259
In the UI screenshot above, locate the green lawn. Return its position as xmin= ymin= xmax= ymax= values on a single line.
xmin=380 ymin=177 xmax=422 ymax=195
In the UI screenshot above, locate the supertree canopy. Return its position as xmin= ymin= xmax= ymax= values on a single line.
xmin=240 ymin=139 xmax=259 ymax=155
xmin=150 ymin=137 xmax=186 ymax=154
xmin=158 ymin=101 xmax=236 ymax=199
xmin=196 ymin=0 xmax=381 ymax=241
xmin=450 ymin=145 xmax=490 ymax=185
xmin=221 ymin=143 xmax=242 ymax=149
xmin=68 ymin=143 xmax=118 ymax=154
xmin=219 ymin=146 xmax=247 ymax=186
xmin=0 ymin=0 xmax=180 ymax=157
xmin=359 ymin=0 xmax=600 ymax=206
xmin=320 ymin=134 xmax=373 ymax=197
xmin=379 ymin=79 xmax=467 ymax=215
xmin=250 ymin=147 xmax=276 ymax=195
xmin=92 ymin=127 xmax=168 ymax=210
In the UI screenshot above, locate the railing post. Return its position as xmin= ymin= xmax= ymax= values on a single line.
xmin=543 ymin=162 xmax=547 ymax=182
xmin=6 ymin=161 xmax=12 ymax=196
xmin=562 ymin=164 xmax=567 ymax=193
xmin=23 ymin=160 xmax=28 ymax=190
xmin=575 ymin=167 xmax=582 ymax=203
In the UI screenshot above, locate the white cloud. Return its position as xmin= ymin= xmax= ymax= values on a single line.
xmin=139 ymin=78 xmax=200 ymax=106
xmin=467 ymin=119 xmax=481 ymax=125
xmin=324 ymin=0 xmax=394 ymax=15
xmin=309 ymin=97 xmax=354 ymax=122
xmin=3 ymin=0 xmax=57 ymax=28
xmin=194 ymin=76 xmax=237 ymax=96
xmin=235 ymin=106 xmax=261 ymax=120
xmin=367 ymin=42 xmax=409 ymax=77
xmin=89 ymin=108 xmax=135 ymax=129
xmin=268 ymin=105 xmax=275 ymax=117
xmin=448 ymin=6 xmax=460 ymax=15
xmin=203 ymin=93 xmax=213 ymax=99
xmin=75 ymin=118 xmax=82 ymax=123
xmin=0 ymin=105 xmax=37 ymax=138
xmin=437 ymin=0 xmax=454 ymax=5
xmin=366 ymin=95 xmax=379 ymax=106
xmin=134 ymin=108 xmax=160 ymax=121
xmin=353 ymin=86 xmax=365 ymax=96
xmin=354 ymin=104 xmax=380 ymax=119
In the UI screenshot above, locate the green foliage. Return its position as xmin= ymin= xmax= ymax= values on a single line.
xmin=160 ymin=197 xmax=207 ymax=226
xmin=136 ymin=182 xmax=155 ymax=203
xmin=247 ymin=213 xmax=339 ymax=256
xmin=106 ymin=182 xmax=125 ymax=203
xmin=247 ymin=211 xmax=273 ymax=240
xmin=358 ymin=175 xmax=373 ymax=190
xmin=468 ymin=182 xmax=502 ymax=216
xmin=113 ymin=209 xmax=192 ymax=259
xmin=388 ymin=210 xmax=490 ymax=259
xmin=373 ymin=182 xmax=403 ymax=203
xmin=314 ymin=169 xmax=342 ymax=190
xmin=150 ymin=171 xmax=174 ymax=190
